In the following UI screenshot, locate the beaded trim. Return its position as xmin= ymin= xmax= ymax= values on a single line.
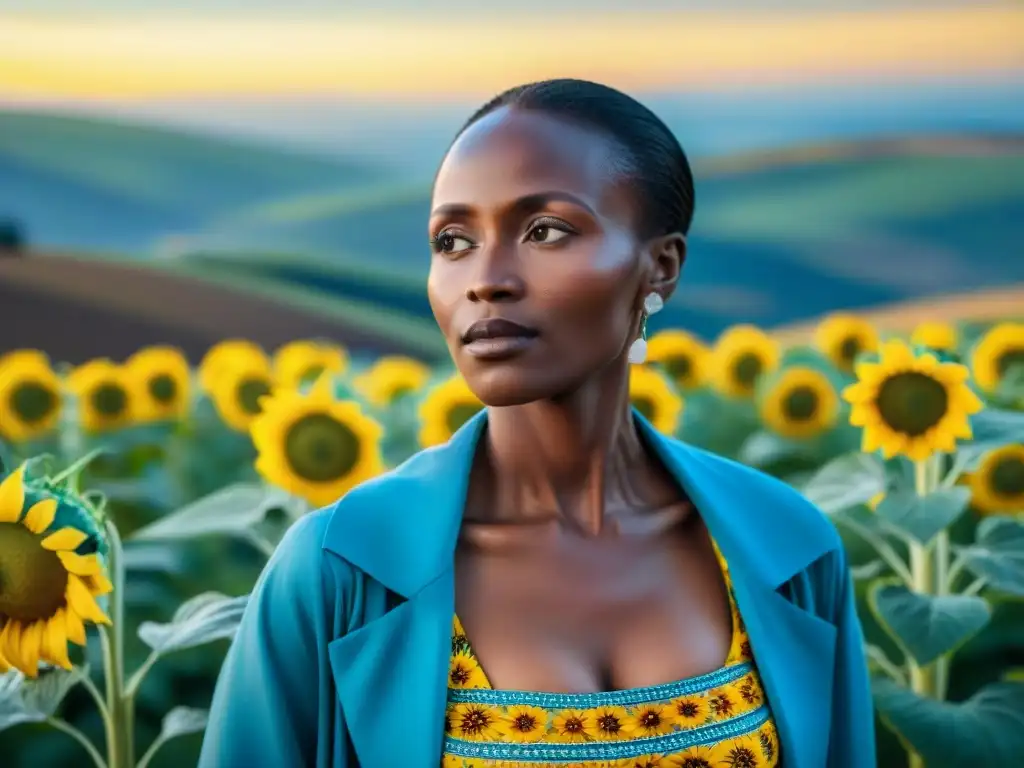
xmin=443 ymin=707 xmax=770 ymax=761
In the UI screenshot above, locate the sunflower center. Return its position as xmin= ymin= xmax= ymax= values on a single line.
xmin=839 ymin=337 xmax=862 ymax=364
xmin=632 ymin=396 xmax=656 ymax=421
xmin=91 ymin=383 xmax=127 ymax=417
xmin=732 ymin=353 xmax=763 ymax=387
xmin=727 ymin=748 xmax=759 ymax=768
xmin=875 ymin=372 xmax=949 ymax=437
xmin=513 ymin=714 xmax=538 ymax=732
xmin=0 ymin=524 xmax=68 ymax=621
xmin=284 ymin=413 xmax=360 ymax=483
xmin=783 ymin=385 xmax=820 ymax=421
xmin=237 ymin=378 xmax=271 ymax=415
xmin=664 ymin=356 xmax=692 ymax=385
xmin=445 ymin=403 xmax=482 ymax=434
xmin=991 ymin=455 xmax=1024 ymax=498
xmin=596 ymin=714 xmax=621 ymax=734
xmin=996 ymin=349 xmax=1024 ymax=379
xmin=148 ymin=374 xmax=177 ymax=403
xmin=10 ymin=381 xmax=57 ymax=423
xmin=679 ymin=760 xmax=713 ymax=768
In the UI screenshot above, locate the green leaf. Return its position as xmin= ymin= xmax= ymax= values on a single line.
xmin=965 ymin=408 xmax=1024 ymax=455
xmin=138 ymin=591 xmax=249 ymax=655
xmin=737 ymin=431 xmax=807 ymax=468
xmin=19 ymin=665 xmax=89 ymax=718
xmin=800 ymin=451 xmax=887 ymax=514
xmin=958 ymin=517 xmax=1024 ymax=597
xmin=875 ymin=487 xmax=972 ymax=545
xmin=130 ymin=483 xmax=289 ymax=542
xmin=159 ymin=706 xmax=209 ymax=740
xmin=870 ymin=581 xmax=991 ymax=665
xmin=0 ymin=671 xmax=39 ymax=732
xmin=850 ymin=560 xmax=886 ymax=581
xmin=873 ymin=678 xmax=1024 ymax=766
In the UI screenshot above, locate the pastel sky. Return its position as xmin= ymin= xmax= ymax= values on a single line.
xmin=2 ymin=1 xmax=1021 ymax=100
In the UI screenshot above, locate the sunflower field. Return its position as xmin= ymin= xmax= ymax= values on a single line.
xmin=1 ymin=317 xmax=1023 ymax=767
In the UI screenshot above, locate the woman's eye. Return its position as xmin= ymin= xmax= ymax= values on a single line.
xmin=433 ymin=232 xmax=474 ymax=254
xmin=528 ymin=224 xmax=570 ymax=244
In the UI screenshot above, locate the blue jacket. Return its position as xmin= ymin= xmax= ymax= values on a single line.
xmin=199 ymin=411 xmax=876 ymax=768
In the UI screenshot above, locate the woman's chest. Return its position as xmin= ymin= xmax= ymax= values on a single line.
xmin=453 ymin=531 xmax=733 ymax=692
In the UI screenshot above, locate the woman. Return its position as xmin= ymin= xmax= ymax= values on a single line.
xmin=200 ymin=79 xmax=875 ymax=768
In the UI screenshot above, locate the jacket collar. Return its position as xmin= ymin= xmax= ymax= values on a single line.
xmin=322 ymin=409 xmax=837 ymax=597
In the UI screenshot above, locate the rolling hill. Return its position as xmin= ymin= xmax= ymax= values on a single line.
xmin=183 ymin=137 xmax=1024 ymax=341
xmin=0 ymin=110 xmax=389 ymax=253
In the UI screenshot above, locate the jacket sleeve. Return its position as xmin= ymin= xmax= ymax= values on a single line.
xmin=198 ymin=509 xmax=345 ymax=768
xmin=826 ymin=545 xmax=877 ymax=767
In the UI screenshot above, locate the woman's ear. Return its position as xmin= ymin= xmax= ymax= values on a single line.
xmin=646 ymin=232 xmax=686 ymax=302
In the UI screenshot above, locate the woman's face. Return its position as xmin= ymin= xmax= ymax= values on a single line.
xmin=428 ymin=107 xmax=678 ymax=407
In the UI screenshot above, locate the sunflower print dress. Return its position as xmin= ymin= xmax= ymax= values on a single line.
xmin=443 ymin=549 xmax=780 ymax=768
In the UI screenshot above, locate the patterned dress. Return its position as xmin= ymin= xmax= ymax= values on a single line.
xmin=442 ymin=549 xmax=780 ymax=768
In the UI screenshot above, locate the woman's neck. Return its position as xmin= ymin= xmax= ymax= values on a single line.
xmin=477 ymin=370 xmax=660 ymax=537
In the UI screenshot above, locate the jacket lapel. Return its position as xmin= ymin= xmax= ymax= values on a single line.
xmin=639 ymin=416 xmax=838 ymax=768
xmin=327 ymin=572 xmax=454 ymax=768
xmin=322 ymin=414 xmax=486 ymax=768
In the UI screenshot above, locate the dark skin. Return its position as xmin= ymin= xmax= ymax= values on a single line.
xmin=427 ymin=106 xmax=732 ymax=694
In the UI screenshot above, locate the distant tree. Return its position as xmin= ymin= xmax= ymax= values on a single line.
xmin=0 ymin=219 xmax=26 ymax=253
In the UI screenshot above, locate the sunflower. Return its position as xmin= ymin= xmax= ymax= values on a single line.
xmin=273 ymin=340 xmax=348 ymax=390
xmin=757 ymin=722 xmax=781 ymax=764
xmin=842 ymin=339 xmax=983 ymax=461
xmin=551 ymin=708 xmax=596 ymax=743
xmin=353 ymin=355 xmax=431 ymax=409
xmin=911 ymin=321 xmax=959 ymax=353
xmin=629 ymin=704 xmax=675 ymax=737
xmin=647 ymin=330 xmax=709 ymax=391
xmin=814 ymin=313 xmax=879 ymax=373
xmin=970 ymin=322 xmax=1024 ymax=395
xmin=450 ymin=702 xmax=505 ymax=741
xmin=759 ymin=367 xmax=839 ymax=440
xmin=0 ymin=350 xmax=63 ymax=442
xmin=715 ymin=735 xmax=770 ymax=768
xmin=630 ymin=365 xmax=684 ymax=434
xmin=198 ymin=339 xmax=267 ymax=393
xmin=448 ymin=649 xmax=489 ymax=689
xmin=66 ymin=359 xmax=140 ymax=433
xmin=666 ymin=745 xmax=719 ymax=767
xmin=126 ymin=346 xmax=192 ymax=423
xmin=251 ymin=374 xmax=385 ymax=507
xmin=969 ymin=444 xmax=1024 ymax=515
xmin=670 ymin=694 xmax=708 ymax=727
xmin=0 ymin=466 xmax=112 ymax=677
xmin=592 ymin=705 xmax=633 ymax=741
xmin=707 ymin=688 xmax=737 ymax=720
xmin=709 ymin=325 xmax=779 ymax=398
xmin=207 ymin=352 xmax=275 ymax=432
xmin=503 ymin=704 xmax=548 ymax=743
xmin=418 ymin=375 xmax=483 ymax=448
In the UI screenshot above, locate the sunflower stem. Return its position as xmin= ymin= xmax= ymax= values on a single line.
xmin=45 ymin=715 xmax=108 ymax=768
xmin=906 ymin=456 xmax=948 ymax=768
xmin=50 ymin=448 xmax=107 ymax=492
xmin=99 ymin=519 xmax=134 ymax=768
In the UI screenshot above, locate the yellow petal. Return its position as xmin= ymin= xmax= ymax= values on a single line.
xmin=0 ymin=627 xmax=10 ymax=673
xmin=0 ymin=467 xmax=26 ymax=524
xmin=65 ymin=575 xmax=111 ymax=625
xmin=22 ymin=498 xmax=57 ymax=534
xmin=87 ymin=572 xmax=114 ymax=596
xmin=57 ymin=551 xmax=103 ymax=576
xmin=65 ymin=609 xmax=87 ymax=646
xmin=18 ymin=621 xmax=44 ymax=677
xmin=41 ymin=526 xmax=89 ymax=552
xmin=41 ymin=611 xmax=72 ymax=670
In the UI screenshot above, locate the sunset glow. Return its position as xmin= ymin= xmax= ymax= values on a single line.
xmin=1 ymin=6 xmax=1021 ymax=99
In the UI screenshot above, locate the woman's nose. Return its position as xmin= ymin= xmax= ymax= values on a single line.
xmin=465 ymin=247 xmax=525 ymax=303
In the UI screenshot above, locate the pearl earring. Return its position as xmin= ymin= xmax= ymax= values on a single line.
xmin=628 ymin=292 xmax=664 ymax=364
